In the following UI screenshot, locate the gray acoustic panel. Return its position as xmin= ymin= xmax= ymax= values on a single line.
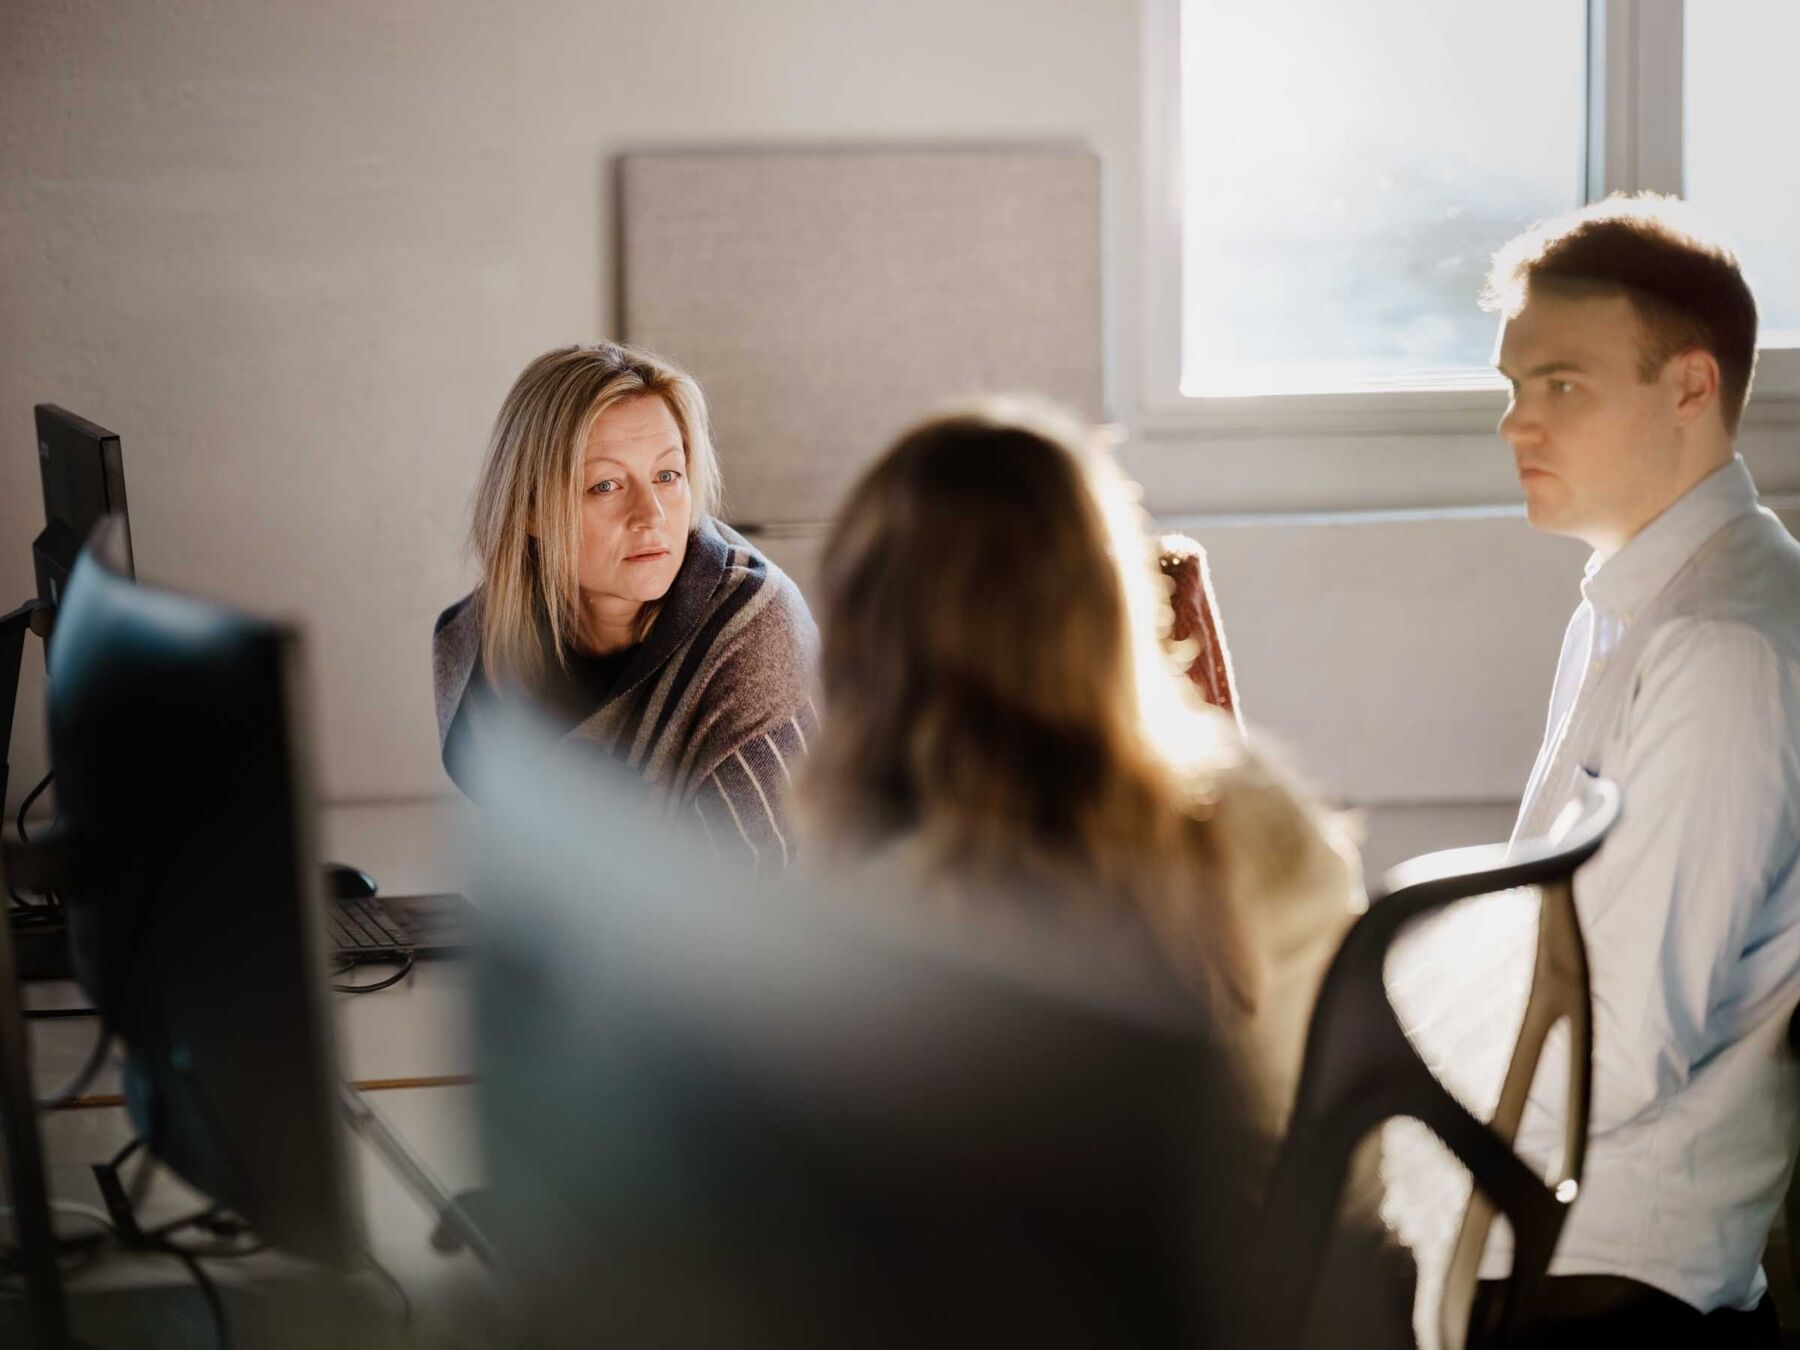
xmin=620 ymin=147 xmax=1102 ymax=527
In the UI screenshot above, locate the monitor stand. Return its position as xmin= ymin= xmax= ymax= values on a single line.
xmin=2 ymin=599 xmax=74 ymax=985
xmin=0 ymin=598 xmax=54 ymax=837
xmin=0 ymin=840 xmax=71 ymax=1348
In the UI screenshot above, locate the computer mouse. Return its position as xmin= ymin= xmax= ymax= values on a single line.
xmin=322 ymin=862 xmax=378 ymax=901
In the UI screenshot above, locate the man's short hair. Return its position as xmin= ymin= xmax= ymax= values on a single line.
xmin=1483 ymin=193 xmax=1759 ymax=434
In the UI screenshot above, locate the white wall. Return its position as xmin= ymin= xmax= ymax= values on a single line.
xmin=1 ymin=0 xmax=1143 ymax=806
xmin=4 ymin=0 xmax=1796 ymax=872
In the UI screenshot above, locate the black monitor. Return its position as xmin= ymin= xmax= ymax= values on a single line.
xmin=469 ymin=715 xmax=1257 ymax=1348
xmin=4 ymin=406 xmax=132 ymax=832
xmin=43 ymin=517 xmax=360 ymax=1267
xmin=32 ymin=404 xmax=133 ymax=609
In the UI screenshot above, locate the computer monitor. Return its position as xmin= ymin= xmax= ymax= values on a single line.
xmin=469 ymin=715 xmax=1257 ymax=1348
xmin=32 ymin=404 xmax=133 ymax=609
xmin=43 ymin=517 xmax=361 ymax=1267
xmin=4 ymin=406 xmax=132 ymax=830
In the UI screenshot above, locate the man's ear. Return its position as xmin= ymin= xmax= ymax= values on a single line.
xmin=1670 ymin=348 xmax=1721 ymax=428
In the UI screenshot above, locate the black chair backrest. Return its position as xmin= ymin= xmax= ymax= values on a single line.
xmin=1253 ymin=780 xmax=1620 ymax=1350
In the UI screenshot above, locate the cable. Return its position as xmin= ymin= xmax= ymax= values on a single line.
xmin=147 ymin=1204 xmax=226 ymax=1243
xmin=365 ymin=1252 xmax=412 ymax=1334
xmin=164 ymin=1243 xmax=232 ymax=1350
xmin=6 ymin=884 xmax=43 ymax=910
xmin=126 ymin=1138 xmax=157 ymax=1210
xmin=39 ymin=1026 xmax=114 ymax=1109
xmin=151 ymin=1208 xmax=267 ymax=1260
xmin=331 ymin=952 xmax=415 ymax=995
xmin=160 ymin=1233 xmax=268 ymax=1260
xmin=93 ymin=1145 xmax=253 ymax=1257
xmin=85 ymin=1140 xmax=234 ymax=1347
xmin=8 ymin=768 xmax=56 ymax=907
xmin=92 ymin=1135 xmax=149 ymax=1223
xmin=15 ymin=769 xmax=53 ymax=844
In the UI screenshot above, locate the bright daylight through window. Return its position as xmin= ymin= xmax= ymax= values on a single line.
xmin=1179 ymin=0 xmax=1587 ymax=398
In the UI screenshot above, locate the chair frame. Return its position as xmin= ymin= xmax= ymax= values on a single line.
xmin=1252 ymin=780 xmax=1620 ymax=1350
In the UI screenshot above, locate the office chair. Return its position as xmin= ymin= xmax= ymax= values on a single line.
xmin=1251 ymin=779 xmax=1620 ymax=1350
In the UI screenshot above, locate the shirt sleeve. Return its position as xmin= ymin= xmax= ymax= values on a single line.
xmin=689 ymin=712 xmax=814 ymax=874
xmin=1567 ymin=617 xmax=1799 ymax=1135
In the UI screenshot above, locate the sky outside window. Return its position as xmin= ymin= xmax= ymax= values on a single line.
xmin=1180 ymin=0 xmax=1587 ymax=397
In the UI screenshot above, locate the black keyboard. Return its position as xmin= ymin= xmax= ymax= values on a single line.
xmin=328 ymin=895 xmax=413 ymax=954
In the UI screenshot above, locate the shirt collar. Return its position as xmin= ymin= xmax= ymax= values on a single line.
xmin=1581 ymin=456 xmax=1759 ymax=621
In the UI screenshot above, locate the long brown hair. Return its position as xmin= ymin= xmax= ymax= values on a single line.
xmin=798 ymin=399 xmax=1261 ymax=1009
xmin=470 ymin=342 xmax=724 ymax=690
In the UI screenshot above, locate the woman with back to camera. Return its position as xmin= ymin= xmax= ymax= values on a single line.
xmin=796 ymin=398 xmax=1361 ymax=1141
xmin=796 ymin=401 xmax=1415 ymax=1345
xmin=433 ymin=341 xmax=818 ymax=867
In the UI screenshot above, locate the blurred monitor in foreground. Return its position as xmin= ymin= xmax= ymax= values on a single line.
xmin=45 ymin=517 xmax=360 ymax=1266
xmin=469 ymin=714 xmax=1259 ymax=1348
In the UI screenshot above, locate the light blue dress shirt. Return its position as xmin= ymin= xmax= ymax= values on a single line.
xmin=1482 ymin=456 xmax=1800 ymax=1310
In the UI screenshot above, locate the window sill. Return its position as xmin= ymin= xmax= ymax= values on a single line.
xmin=1131 ymin=387 xmax=1508 ymax=442
xmin=1132 ymin=377 xmax=1800 ymax=444
xmin=1117 ymin=393 xmax=1800 ymax=519
xmin=1744 ymin=393 xmax=1800 ymax=430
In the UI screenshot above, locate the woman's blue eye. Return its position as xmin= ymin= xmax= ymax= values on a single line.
xmin=655 ymin=469 xmax=682 ymax=484
xmin=588 ymin=479 xmax=620 ymax=494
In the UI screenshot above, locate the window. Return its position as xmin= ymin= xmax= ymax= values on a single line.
xmin=1684 ymin=2 xmax=1800 ymax=346
xmin=1146 ymin=0 xmax=1800 ymax=418
xmin=1180 ymin=1 xmax=1585 ymax=398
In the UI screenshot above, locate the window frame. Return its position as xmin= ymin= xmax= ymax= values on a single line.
xmin=1139 ymin=0 xmax=1800 ymax=439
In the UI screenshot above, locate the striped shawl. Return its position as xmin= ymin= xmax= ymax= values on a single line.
xmin=433 ymin=517 xmax=819 ymax=870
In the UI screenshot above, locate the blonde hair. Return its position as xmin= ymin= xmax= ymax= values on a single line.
xmin=798 ymin=398 xmax=1262 ymax=1010
xmin=470 ymin=342 xmax=723 ymax=689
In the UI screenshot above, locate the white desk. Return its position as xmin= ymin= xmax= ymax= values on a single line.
xmin=3 ymin=799 xmax=501 ymax=1348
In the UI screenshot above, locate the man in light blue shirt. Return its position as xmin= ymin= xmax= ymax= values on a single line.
xmin=1470 ymin=195 xmax=1800 ymax=1347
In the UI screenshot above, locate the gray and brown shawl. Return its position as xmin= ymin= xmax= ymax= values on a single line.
xmin=433 ymin=517 xmax=819 ymax=871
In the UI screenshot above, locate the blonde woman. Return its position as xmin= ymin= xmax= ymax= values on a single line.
xmin=797 ymin=399 xmax=1361 ymax=1136
xmin=434 ymin=342 xmax=818 ymax=867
